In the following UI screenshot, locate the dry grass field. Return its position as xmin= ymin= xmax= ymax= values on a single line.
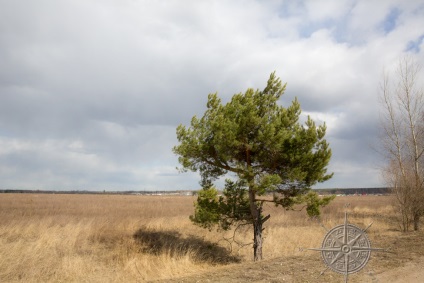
xmin=0 ymin=193 xmax=423 ymax=282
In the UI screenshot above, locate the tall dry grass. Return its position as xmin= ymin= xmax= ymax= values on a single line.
xmin=0 ymin=193 xmax=396 ymax=282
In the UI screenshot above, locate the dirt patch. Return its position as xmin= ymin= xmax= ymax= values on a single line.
xmin=373 ymin=256 xmax=424 ymax=283
xmin=152 ymin=230 xmax=424 ymax=283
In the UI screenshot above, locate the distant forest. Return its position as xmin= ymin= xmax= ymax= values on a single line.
xmin=0 ymin=187 xmax=391 ymax=195
xmin=316 ymin=187 xmax=391 ymax=195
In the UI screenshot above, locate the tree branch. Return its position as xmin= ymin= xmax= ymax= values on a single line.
xmin=203 ymin=158 xmax=241 ymax=174
xmin=255 ymin=198 xmax=276 ymax=203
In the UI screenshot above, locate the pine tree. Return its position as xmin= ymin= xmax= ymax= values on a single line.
xmin=173 ymin=72 xmax=334 ymax=261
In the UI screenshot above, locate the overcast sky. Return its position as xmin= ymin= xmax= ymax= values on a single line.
xmin=1 ymin=0 xmax=424 ymax=191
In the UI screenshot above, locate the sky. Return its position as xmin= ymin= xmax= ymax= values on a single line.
xmin=1 ymin=0 xmax=424 ymax=191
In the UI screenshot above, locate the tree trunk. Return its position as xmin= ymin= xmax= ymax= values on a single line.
xmin=413 ymin=213 xmax=420 ymax=231
xmin=249 ymin=192 xmax=263 ymax=261
xmin=248 ymin=180 xmax=263 ymax=261
xmin=253 ymin=215 xmax=263 ymax=261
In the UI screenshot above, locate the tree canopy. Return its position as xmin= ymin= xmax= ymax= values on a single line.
xmin=173 ymin=72 xmax=333 ymax=260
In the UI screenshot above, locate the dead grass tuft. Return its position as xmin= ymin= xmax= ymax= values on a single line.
xmin=134 ymin=226 xmax=240 ymax=264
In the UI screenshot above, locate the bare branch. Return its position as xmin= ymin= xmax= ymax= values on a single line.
xmin=379 ymin=56 xmax=424 ymax=231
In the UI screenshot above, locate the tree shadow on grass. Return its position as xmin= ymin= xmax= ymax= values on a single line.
xmin=133 ymin=227 xmax=240 ymax=264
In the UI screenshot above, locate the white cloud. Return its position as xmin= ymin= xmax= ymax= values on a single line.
xmin=303 ymin=111 xmax=344 ymax=135
xmin=305 ymin=0 xmax=354 ymax=22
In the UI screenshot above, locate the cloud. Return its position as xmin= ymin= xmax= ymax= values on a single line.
xmin=0 ymin=0 xmax=423 ymax=190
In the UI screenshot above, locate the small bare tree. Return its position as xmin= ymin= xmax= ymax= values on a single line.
xmin=379 ymin=56 xmax=424 ymax=231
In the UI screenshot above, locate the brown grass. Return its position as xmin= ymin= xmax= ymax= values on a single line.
xmin=0 ymin=193 xmax=399 ymax=282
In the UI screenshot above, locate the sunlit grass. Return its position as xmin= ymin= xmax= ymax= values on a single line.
xmin=0 ymin=193 xmax=396 ymax=282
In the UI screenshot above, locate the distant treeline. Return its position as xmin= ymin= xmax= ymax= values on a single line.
xmin=0 ymin=188 xmax=391 ymax=195
xmin=315 ymin=187 xmax=391 ymax=195
xmin=0 ymin=189 xmax=192 ymax=195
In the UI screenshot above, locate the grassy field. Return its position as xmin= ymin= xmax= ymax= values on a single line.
xmin=0 ymin=193 xmax=416 ymax=282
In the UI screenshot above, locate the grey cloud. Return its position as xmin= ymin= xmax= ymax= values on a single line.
xmin=0 ymin=0 xmax=423 ymax=190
